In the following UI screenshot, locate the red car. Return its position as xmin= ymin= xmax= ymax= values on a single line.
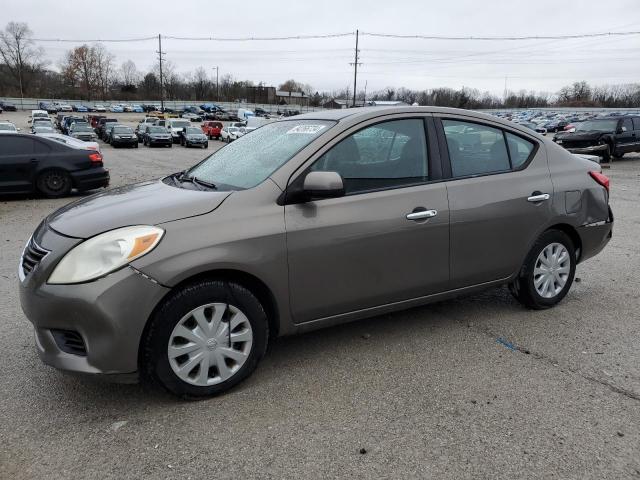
xmin=201 ymin=121 xmax=223 ymax=139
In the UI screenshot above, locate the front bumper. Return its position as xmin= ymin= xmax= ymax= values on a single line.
xmin=149 ymin=137 xmax=172 ymax=145
xmin=111 ymin=137 xmax=137 ymax=146
xmin=564 ymin=144 xmax=608 ymax=155
xmin=19 ymin=226 xmax=169 ymax=380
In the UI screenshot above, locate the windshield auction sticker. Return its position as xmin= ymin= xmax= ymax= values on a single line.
xmin=286 ymin=125 xmax=326 ymax=135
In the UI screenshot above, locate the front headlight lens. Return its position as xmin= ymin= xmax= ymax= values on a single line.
xmin=48 ymin=226 xmax=164 ymax=284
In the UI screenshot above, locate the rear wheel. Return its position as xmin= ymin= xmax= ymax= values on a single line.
xmin=509 ymin=230 xmax=576 ymax=309
xmin=36 ymin=169 xmax=72 ymax=198
xmin=602 ymin=144 xmax=611 ymax=163
xmin=142 ymin=280 xmax=269 ymax=398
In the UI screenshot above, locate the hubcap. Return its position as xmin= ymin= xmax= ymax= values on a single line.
xmin=533 ymin=242 xmax=571 ymax=298
xmin=167 ymin=303 xmax=253 ymax=386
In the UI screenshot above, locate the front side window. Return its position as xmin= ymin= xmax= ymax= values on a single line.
xmin=310 ymin=119 xmax=428 ymax=195
xmin=621 ymin=118 xmax=633 ymax=132
xmin=186 ymin=120 xmax=334 ymax=189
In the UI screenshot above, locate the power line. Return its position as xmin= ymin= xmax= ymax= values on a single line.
xmin=361 ymin=30 xmax=640 ymax=41
xmin=30 ymin=29 xmax=640 ymax=43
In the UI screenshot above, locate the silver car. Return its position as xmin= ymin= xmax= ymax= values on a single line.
xmin=19 ymin=107 xmax=613 ymax=398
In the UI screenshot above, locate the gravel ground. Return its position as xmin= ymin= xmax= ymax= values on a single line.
xmin=0 ymin=111 xmax=639 ymax=479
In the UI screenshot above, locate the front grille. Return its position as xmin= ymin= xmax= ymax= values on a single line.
xmin=21 ymin=237 xmax=49 ymax=276
xmin=50 ymin=329 xmax=87 ymax=356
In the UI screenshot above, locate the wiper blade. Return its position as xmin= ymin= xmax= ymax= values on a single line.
xmin=177 ymin=172 xmax=217 ymax=190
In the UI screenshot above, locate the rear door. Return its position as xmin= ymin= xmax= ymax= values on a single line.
xmin=436 ymin=116 xmax=553 ymax=288
xmin=0 ymin=135 xmax=37 ymax=193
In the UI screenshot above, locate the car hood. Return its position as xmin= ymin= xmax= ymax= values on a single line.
xmin=555 ymin=131 xmax=604 ymax=141
xmin=47 ymin=179 xmax=231 ymax=238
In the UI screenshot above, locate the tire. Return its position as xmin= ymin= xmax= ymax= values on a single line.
xmin=602 ymin=144 xmax=611 ymax=163
xmin=142 ymin=280 xmax=269 ymax=398
xmin=36 ymin=169 xmax=72 ymax=198
xmin=134 ymin=142 xmax=139 ymax=148
xmin=509 ymin=230 xmax=576 ymax=310
xmin=204 ymin=142 xmax=208 ymax=149
xmin=168 ymin=143 xmax=172 ymax=148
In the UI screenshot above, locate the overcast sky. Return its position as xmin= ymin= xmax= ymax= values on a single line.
xmin=4 ymin=0 xmax=640 ymax=96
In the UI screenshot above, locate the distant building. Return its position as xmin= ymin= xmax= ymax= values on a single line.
xmin=247 ymin=86 xmax=276 ymax=104
xmin=276 ymin=90 xmax=309 ymax=106
xmin=323 ymin=99 xmax=350 ymax=109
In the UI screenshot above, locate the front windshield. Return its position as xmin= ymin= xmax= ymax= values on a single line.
xmin=73 ymin=125 xmax=92 ymax=132
xmin=0 ymin=124 xmax=16 ymax=131
xmin=575 ymin=120 xmax=618 ymax=132
xmin=35 ymin=126 xmax=54 ymax=132
xmin=187 ymin=120 xmax=334 ymax=189
xmin=186 ymin=127 xmax=201 ymax=135
xmin=148 ymin=126 xmax=165 ymax=133
xmin=114 ymin=127 xmax=133 ymax=134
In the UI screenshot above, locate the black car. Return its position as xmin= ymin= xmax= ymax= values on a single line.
xmin=0 ymin=101 xmax=17 ymax=112
xmin=180 ymin=126 xmax=209 ymax=148
xmin=96 ymin=118 xmax=118 ymax=140
xmin=554 ymin=116 xmax=640 ymax=162
xmin=142 ymin=125 xmax=173 ymax=147
xmin=108 ymin=125 xmax=138 ymax=148
xmin=0 ymin=134 xmax=109 ymax=197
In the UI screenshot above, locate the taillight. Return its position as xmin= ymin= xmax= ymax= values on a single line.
xmin=89 ymin=152 xmax=103 ymax=165
xmin=589 ymin=171 xmax=609 ymax=192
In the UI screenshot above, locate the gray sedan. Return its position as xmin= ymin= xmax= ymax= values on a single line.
xmin=19 ymin=107 xmax=613 ymax=398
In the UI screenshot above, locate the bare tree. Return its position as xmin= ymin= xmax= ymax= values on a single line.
xmin=60 ymin=44 xmax=100 ymax=101
xmin=0 ymin=22 xmax=44 ymax=104
xmin=93 ymin=44 xmax=115 ymax=101
xmin=120 ymin=60 xmax=140 ymax=87
xmin=191 ymin=67 xmax=210 ymax=100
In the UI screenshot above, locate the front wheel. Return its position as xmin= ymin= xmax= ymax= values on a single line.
xmin=204 ymin=142 xmax=208 ymax=149
xmin=509 ymin=230 xmax=576 ymax=309
xmin=142 ymin=280 xmax=269 ymax=398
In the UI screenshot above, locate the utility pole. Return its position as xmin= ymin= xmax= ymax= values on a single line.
xmin=157 ymin=34 xmax=165 ymax=111
xmin=363 ymin=80 xmax=368 ymax=106
xmin=212 ymin=66 xmax=219 ymax=102
xmin=349 ymin=29 xmax=362 ymax=108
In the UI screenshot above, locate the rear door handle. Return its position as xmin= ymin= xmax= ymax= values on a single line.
xmin=406 ymin=209 xmax=438 ymax=221
xmin=527 ymin=193 xmax=550 ymax=203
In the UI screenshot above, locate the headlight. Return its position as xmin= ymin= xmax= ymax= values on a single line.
xmin=48 ymin=226 xmax=164 ymax=284
xmin=113 ymin=135 xmax=121 ymax=139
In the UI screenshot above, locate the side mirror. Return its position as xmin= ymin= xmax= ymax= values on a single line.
xmin=620 ymin=126 xmax=627 ymax=133
xmin=302 ymin=171 xmax=345 ymax=200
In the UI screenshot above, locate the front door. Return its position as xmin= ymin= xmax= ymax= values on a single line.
xmin=285 ymin=118 xmax=450 ymax=323
xmin=437 ymin=117 xmax=554 ymax=289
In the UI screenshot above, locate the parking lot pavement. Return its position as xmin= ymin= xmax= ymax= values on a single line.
xmin=1 ymin=111 xmax=639 ymax=479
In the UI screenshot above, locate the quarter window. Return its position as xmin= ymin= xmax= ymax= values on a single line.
xmin=311 ymin=119 xmax=428 ymax=195
xmin=505 ymin=133 xmax=534 ymax=168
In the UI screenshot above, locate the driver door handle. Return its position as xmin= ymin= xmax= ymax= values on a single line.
xmin=406 ymin=209 xmax=438 ymax=221
xmin=527 ymin=193 xmax=550 ymax=203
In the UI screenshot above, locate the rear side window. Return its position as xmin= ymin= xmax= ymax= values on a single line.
xmin=442 ymin=120 xmax=510 ymax=177
xmin=0 ymin=136 xmax=34 ymax=155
